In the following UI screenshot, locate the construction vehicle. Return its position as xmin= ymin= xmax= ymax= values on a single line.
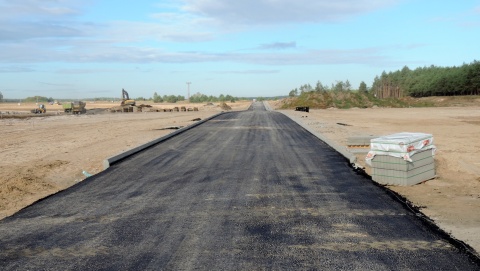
xmin=121 ymin=89 xmax=136 ymax=106
xmin=63 ymin=101 xmax=87 ymax=114
xmin=31 ymin=104 xmax=46 ymax=114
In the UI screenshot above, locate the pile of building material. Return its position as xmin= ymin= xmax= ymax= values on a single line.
xmin=366 ymin=132 xmax=436 ymax=186
xmin=347 ymin=135 xmax=378 ymax=148
xmin=110 ymin=105 xmax=142 ymax=113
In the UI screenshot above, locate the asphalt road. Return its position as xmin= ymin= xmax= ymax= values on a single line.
xmin=0 ymin=102 xmax=478 ymax=270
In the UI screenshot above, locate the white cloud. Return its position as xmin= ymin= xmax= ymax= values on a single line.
xmin=0 ymin=21 xmax=85 ymax=42
xmin=0 ymin=65 xmax=35 ymax=73
xmin=106 ymin=20 xmax=215 ymax=43
xmin=0 ymin=0 xmax=403 ymax=67
xmin=181 ymin=0 xmax=399 ymax=25
xmin=429 ymin=4 xmax=480 ymax=28
xmin=213 ymin=70 xmax=280 ymax=74
xmin=38 ymin=81 xmax=73 ymax=87
xmin=0 ymin=0 xmax=93 ymax=42
xmin=0 ymin=37 xmax=397 ymax=67
xmin=229 ymin=47 xmax=392 ymax=66
xmin=0 ymin=0 xmax=84 ymax=20
xmin=257 ymin=42 xmax=296 ymax=50
xmin=55 ymin=68 xmax=126 ymax=74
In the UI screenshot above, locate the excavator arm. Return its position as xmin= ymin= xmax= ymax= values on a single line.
xmin=121 ymin=89 xmax=136 ymax=106
xmin=122 ymin=88 xmax=130 ymax=100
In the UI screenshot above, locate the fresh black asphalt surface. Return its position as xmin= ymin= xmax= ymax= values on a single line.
xmin=0 ymin=102 xmax=478 ymax=270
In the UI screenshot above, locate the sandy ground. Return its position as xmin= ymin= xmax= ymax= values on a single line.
xmin=276 ymin=104 xmax=480 ymax=254
xmin=0 ymin=101 xmax=250 ymax=219
xmin=1 ymin=100 xmax=480 ymax=255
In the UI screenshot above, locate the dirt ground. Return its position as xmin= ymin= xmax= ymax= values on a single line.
xmin=1 ymin=99 xmax=480 ymax=255
xmin=275 ymin=102 xmax=480 ymax=254
xmin=0 ymin=100 xmax=250 ymax=219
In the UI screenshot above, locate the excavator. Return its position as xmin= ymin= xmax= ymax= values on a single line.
xmin=121 ymin=89 xmax=136 ymax=106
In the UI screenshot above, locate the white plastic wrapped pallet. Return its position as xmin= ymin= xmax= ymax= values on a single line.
xmin=366 ymin=132 xmax=436 ymax=166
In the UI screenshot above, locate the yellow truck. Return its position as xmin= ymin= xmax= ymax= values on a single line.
xmin=63 ymin=101 xmax=87 ymax=114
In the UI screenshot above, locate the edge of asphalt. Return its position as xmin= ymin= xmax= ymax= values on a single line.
xmin=104 ymin=101 xmax=358 ymax=170
xmin=103 ymin=112 xmax=227 ymax=169
xmin=265 ymin=101 xmax=480 ymax=262
xmin=263 ymin=101 xmax=360 ymax=168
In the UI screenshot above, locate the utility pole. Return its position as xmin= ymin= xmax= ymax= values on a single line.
xmin=186 ymin=82 xmax=191 ymax=101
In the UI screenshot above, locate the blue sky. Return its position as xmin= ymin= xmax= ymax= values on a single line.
xmin=0 ymin=0 xmax=479 ymax=99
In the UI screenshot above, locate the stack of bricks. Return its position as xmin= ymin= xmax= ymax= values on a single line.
xmin=367 ymin=133 xmax=436 ymax=186
xmin=371 ymin=149 xmax=435 ymax=186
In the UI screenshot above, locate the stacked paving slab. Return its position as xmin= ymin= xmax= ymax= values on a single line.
xmin=347 ymin=136 xmax=378 ymax=147
xmin=366 ymin=133 xmax=436 ymax=186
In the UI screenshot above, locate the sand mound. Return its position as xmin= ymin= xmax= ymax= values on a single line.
xmin=219 ymin=102 xmax=232 ymax=110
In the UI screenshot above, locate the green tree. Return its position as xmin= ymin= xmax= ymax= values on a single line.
xmin=344 ymin=80 xmax=351 ymax=91
xmin=371 ymin=61 xmax=480 ymax=97
xmin=0 ymin=91 xmax=3 ymax=102
xmin=25 ymin=96 xmax=49 ymax=103
xmin=190 ymin=92 xmax=206 ymax=103
xmin=333 ymin=81 xmax=344 ymax=92
xmin=359 ymin=81 xmax=368 ymax=93
xmin=153 ymin=92 xmax=163 ymax=103
xmin=164 ymin=95 xmax=178 ymax=103
xmin=315 ymin=81 xmax=327 ymax=92
xmin=225 ymin=94 xmax=235 ymax=102
xmin=299 ymin=84 xmax=313 ymax=94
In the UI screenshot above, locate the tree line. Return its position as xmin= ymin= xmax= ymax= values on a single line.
xmin=151 ymin=92 xmax=238 ymax=103
xmin=372 ymin=61 xmax=480 ymax=98
xmin=152 ymin=93 xmax=186 ymax=103
xmin=23 ymin=96 xmax=55 ymax=103
xmin=289 ymin=60 xmax=480 ymax=99
xmin=289 ymin=80 xmax=367 ymax=97
xmin=0 ymin=92 xmax=240 ymax=104
xmin=188 ymin=92 xmax=237 ymax=103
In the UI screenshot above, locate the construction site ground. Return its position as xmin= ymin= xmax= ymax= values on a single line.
xmin=1 ymin=99 xmax=479 ymax=254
